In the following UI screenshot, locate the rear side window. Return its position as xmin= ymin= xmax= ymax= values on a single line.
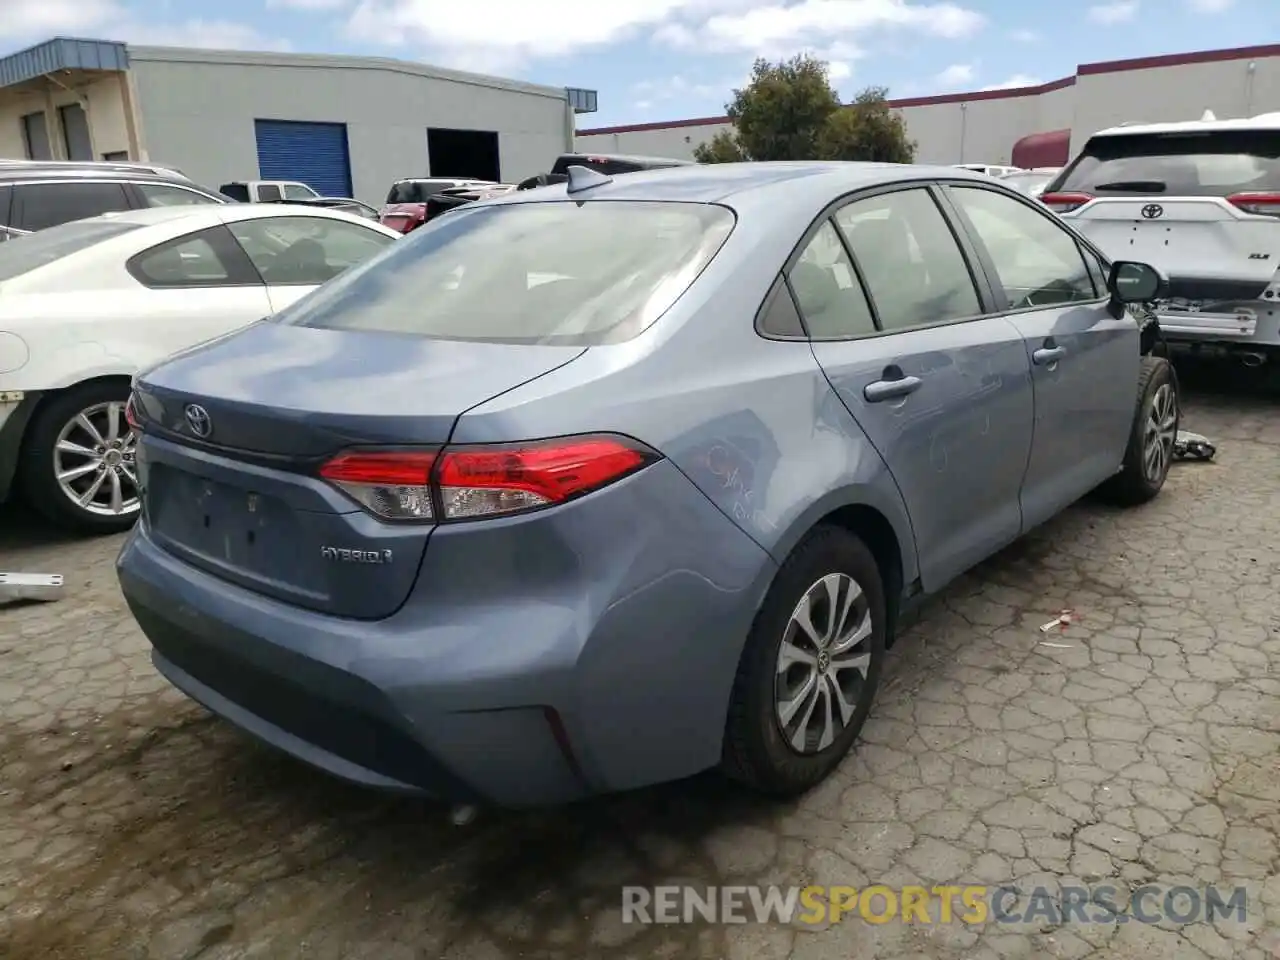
xmin=0 ymin=219 xmax=141 ymax=282
xmin=0 ymin=185 xmax=11 ymax=226
xmin=1056 ymin=131 xmax=1280 ymax=197
xmin=219 ymin=183 xmax=251 ymax=202
xmin=13 ymin=181 xmax=131 ymax=231
xmin=274 ymin=200 xmax=736 ymax=345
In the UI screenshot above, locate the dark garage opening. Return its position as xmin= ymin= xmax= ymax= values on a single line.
xmin=427 ymin=128 xmax=500 ymax=182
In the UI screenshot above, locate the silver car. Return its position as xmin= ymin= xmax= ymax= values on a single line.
xmin=117 ymin=162 xmax=1177 ymax=808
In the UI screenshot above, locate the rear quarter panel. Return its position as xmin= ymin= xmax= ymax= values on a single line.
xmin=450 ymin=190 xmax=920 ymax=586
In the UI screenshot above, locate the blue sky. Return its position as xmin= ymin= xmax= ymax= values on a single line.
xmin=4 ymin=0 xmax=1277 ymax=127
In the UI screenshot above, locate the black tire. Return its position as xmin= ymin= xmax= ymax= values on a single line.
xmin=1098 ymin=355 xmax=1179 ymax=507
xmin=18 ymin=380 xmax=139 ymax=535
xmin=722 ymin=525 xmax=887 ymax=797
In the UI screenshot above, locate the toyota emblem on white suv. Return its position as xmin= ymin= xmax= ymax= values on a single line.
xmin=1141 ymin=204 xmax=1164 ymax=219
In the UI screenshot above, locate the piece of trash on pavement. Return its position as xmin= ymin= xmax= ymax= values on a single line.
xmin=1039 ymin=609 xmax=1076 ymax=633
xmin=1173 ymin=430 xmax=1216 ymax=462
xmin=1039 ymin=641 xmax=1075 ymax=649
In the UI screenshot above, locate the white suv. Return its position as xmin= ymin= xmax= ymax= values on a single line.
xmin=1041 ymin=113 xmax=1280 ymax=363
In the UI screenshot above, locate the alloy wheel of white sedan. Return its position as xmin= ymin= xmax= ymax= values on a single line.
xmin=53 ymin=400 xmax=139 ymax=519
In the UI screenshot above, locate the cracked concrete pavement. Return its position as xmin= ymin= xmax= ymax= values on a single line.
xmin=2 ymin=363 xmax=1279 ymax=960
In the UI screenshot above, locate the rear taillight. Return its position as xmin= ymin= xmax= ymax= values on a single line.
xmin=318 ymin=435 xmax=657 ymax=523
xmin=1039 ymin=192 xmax=1093 ymax=214
xmin=321 ymin=450 xmax=438 ymax=521
xmin=1227 ymin=192 xmax=1280 ymax=217
xmin=124 ymin=394 xmax=140 ymax=431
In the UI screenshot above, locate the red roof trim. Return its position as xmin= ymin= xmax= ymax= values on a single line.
xmin=577 ymin=42 xmax=1280 ymax=137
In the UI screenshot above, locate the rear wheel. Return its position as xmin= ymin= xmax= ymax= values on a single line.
xmin=722 ymin=526 xmax=886 ymax=797
xmin=18 ymin=381 xmax=140 ymax=535
xmin=1099 ymin=355 xmax=1178 ymax=506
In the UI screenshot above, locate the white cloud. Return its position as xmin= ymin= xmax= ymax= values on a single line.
xmin=346 ymin=0 xmax=981 ymax=71
xmin=1008 ymin=27 xmax=1039 ymax=42
xmin=936 ymin=62 xmax=975 ymax=87
xmin=0 ymin=0 xmax=287 ymax=52
xmin=685 ymin=0 xmax=984 ymax=54
xmin=123 ymin=20 xmax=292 ymax=51
xmin=981 ymin=73 xmax=1041 ymax=90
xmin=267 ymin=0 xmax=349 ymax=8
xmin=1087 ymin=1 xmax=1138 ymax=24
xmin=0 ymin=0 xmax=120 ymax=40
xmin=1186 ymin=0 xmax=1233 ymax=9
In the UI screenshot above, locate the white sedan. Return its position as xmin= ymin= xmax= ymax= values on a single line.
xmin=0 ymin=204 xmax=400 ymax=534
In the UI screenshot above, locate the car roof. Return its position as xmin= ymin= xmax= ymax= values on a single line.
xmin=486 ymin=161 xmax=995 ymax=207
xmin=1092 ymin=111 xmax=1280 ymax=139
xmin=73 ymin=200 xmax=400 ymax=233
xmin=0 ymin=164 xmax=200 ymax=186
xmin=560 ymin=151 xmax=695 ymax=166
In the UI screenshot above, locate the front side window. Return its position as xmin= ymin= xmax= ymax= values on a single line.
xmin=786 ymin=220 xmax=876 ymax=338
xmin=835 ymin=188 xmax=981 ymax=331
xmin=13 ymin=181 xmax=132 ymax=231
xmin=274 ymin=200 xmax=736 ymax=345
xmin=129 ymin=229 xmax=236 ymax=287
xmin=137 ymin=183 xmax=220 ymax=207
xmin=228 ymin=216 xmax=394 ymax=285
xmin=949 ymin=186 xmax=1097 ymax=308
xmin=282 ymin=183 xmax=317 ymax=200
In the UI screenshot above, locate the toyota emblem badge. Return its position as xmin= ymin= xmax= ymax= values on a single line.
xmin=1141 ymin=203 xmax=1164 ymax=220
xmin=184 ymin=404 xmax=212 ymax=438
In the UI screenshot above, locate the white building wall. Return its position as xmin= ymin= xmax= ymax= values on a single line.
xmin=579 ymin=47 xmax=1280 ymax=169
xmin=129 ymin=47 xmax=574 ymax=205
xmin=576 ymin=122 xmax=728 ymax=161
xmin=1073 ymin=55 xmax=1280 ymax=142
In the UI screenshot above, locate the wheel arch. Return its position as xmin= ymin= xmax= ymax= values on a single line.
xmin=763 ymin=487 xmax=919 ymax=648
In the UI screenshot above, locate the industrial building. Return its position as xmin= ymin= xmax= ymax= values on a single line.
xmin=0 ymin=37 xmax=598 ymax=204
xmin=576 ymin=43 xmax=1280 ymax=168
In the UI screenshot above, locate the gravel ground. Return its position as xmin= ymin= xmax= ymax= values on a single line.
xmin=1 ymin=360 xmax=1278 ymax=960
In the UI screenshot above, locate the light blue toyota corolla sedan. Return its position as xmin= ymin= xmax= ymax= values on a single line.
xmin=116 ymin=162 xmax=1178 ymax=809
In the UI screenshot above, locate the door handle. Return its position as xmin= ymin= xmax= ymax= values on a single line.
xmin=1033 ymin=346 xmax=1066 ymax=365
xmin=864 ymin=375 xmax=922 ymax=403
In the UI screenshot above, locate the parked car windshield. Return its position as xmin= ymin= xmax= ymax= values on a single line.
xmin=274 ymin=200 xmax=736 ymax=345
xmin=1055 ymin=130 xmax=1280 ymax=197
xmin=0 ymin=219 xmax=142 ymax=282
xmin=386 ymin=181 xmax=448 ymax=204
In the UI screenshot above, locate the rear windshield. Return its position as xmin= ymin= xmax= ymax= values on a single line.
xmin=1055 ymin=130 xmax=1280 ymax=197
xmin=0 ymin=219 xmax=142 ymax=282
xmin=218 ymin=183 xmax=251 ymax=202
xmin=273 ymin=200 xmax=736 ymax=345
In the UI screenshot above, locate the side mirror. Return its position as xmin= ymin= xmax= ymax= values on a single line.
xmin=1107 ymin=260 xmax=1168 ymax=303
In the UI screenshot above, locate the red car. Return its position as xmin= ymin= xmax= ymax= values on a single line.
xmin=378 ymin=178 xmax=498 ymax=234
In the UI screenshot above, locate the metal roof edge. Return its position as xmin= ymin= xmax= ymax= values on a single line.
xmin=0 ymin=37 xmax=128 ymax=89
xmin=125 ymin=45 xmax=569 ymax=101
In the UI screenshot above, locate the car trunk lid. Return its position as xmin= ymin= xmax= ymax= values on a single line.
xmin=133 ymin=320 xmax=585 ymax=619
xmin=1064 ymin=195 xmax=1280 ymax=298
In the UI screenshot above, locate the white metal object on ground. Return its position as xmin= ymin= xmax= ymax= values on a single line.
xmin=0 ymin=571 xmax=65 ymax=603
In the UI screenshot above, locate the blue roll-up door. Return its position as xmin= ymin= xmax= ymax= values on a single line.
xmin=254 ymin=119 xmax=353 ymax=197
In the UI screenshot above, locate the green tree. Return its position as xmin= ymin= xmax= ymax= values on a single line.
xmin=692 ymin=56 xmax=915 ymax=164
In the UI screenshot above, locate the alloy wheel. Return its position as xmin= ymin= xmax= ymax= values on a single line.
xmin=774 ymin=572 xmax=873 ymax=754
xmin=52 ymin=401 xmax=140 ymax=518
xmin=1143 ymin=383 xmax=1177 ymax=484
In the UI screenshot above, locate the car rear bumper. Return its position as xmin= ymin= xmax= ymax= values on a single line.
xmin=1156 ymin=300 xmax=1280 ymax=347
xmin=116 ymin=459 xmax=776 ymax=807
xmin=0 ymin=390 xmax=39 ymax=503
